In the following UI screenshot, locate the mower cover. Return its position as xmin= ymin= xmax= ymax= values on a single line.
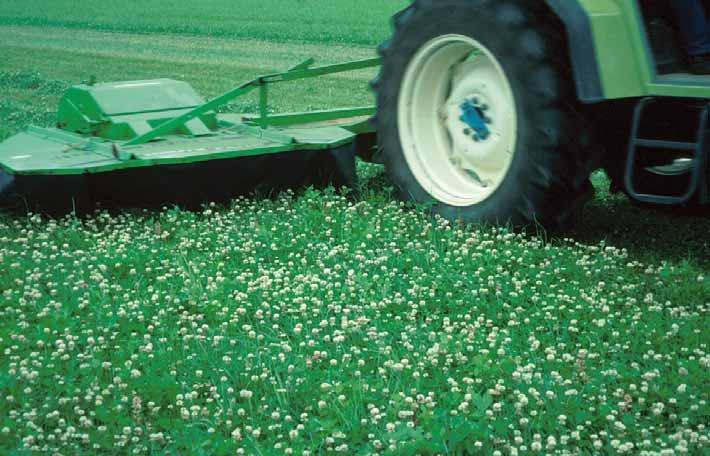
xmin=0 ymin=58 xmax=379 ymax=215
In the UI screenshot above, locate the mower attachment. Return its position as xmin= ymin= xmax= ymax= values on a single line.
xmin=0 ymin=58 xmax=381 ymax=215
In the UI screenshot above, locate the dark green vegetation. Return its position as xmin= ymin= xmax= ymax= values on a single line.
xmin=0 ymin=0 xmax=400 ymax=46
xmin=0 ymin=1 xmax=708 ymax=454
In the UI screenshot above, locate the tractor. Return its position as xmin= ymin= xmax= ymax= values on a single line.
xmin=372 ymin=0 xmax=710 ymax=227
xmin=0 ymin=0 xmax=708 ymax=228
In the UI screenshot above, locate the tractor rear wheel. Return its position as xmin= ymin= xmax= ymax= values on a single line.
xmin=374 ymin=0 xmax=594 ymax=228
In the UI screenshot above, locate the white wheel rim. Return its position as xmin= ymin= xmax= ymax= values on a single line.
xmin=398 ymin=34 xmax=517 ymax=207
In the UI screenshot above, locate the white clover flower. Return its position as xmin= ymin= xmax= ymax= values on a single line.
xmin=239 ymin=390 xmax=253 ymax=399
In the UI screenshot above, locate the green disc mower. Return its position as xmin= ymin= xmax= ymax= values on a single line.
xmin=0 ymin=60 xmax=379 ymax=215
xmin=1 ymin=0 xmax=709 ymax=227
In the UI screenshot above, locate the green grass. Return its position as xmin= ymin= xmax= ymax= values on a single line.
xmin=0 ymin=0 xmax=407 ymax=46
xmin=0 ymin=1 xmax=709 ymax=454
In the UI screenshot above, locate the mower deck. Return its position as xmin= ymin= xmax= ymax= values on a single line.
xmin=0 ymin=116 xmax=366 ymax=214
xmin=0 ymin=121 xmax=358 ymax=176
xmin=0 ymin=58 xmax=380 ymax=214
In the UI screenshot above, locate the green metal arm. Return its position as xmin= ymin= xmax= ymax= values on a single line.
xmin=124 ymin=57 xmax=381 ymax=146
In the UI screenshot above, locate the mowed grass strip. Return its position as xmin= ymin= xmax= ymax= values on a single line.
xmin=0 ymin=1 xmax=709 ymax=454
xmin=0 ymin=0 xmax=409 ymax=46
xmin=0 ymin=25 xmax=378 ymax=141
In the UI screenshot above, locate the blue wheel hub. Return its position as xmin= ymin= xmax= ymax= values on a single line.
xmin=459 ymin=99 xmax=492 ymax=142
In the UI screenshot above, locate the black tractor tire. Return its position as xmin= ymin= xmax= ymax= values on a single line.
xmin=373 ymin=0 xmax=596 ymax=228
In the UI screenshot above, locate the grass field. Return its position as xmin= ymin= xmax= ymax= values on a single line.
xmin=0 ymin=1 xmax=708 ymax=454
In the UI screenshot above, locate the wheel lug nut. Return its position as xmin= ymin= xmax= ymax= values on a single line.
xmin=463 ymin=128 xmax=471 ymax=135
xmin=480 ymin=104 xmax=489 ymax=111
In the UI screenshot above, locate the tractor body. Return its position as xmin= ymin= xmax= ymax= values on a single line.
xmin=549 ymin=0 xmax=710 ymax=102
xmin=548 ymin=0 xmax=710 ymax=206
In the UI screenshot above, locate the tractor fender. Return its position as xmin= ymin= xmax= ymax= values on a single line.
xmin=544 ymin=0 xmax=605 ymax=103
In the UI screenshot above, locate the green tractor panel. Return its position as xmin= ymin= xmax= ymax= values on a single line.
xmin=0 ymin=0 xmax=708 ymax=227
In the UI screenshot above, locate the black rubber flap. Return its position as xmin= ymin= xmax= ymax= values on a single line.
xmin=0 ymin=145 xmax=357 ymax=216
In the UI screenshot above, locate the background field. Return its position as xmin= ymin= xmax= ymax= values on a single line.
xmin=0 ymin=1 xmax=708 ymax=454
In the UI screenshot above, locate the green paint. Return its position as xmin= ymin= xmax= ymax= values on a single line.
xmin=0 ymin=122 xmax=355 ymax=176
xmin=585 ymin=0 xmax=710 ymax=99
xmin=245 ymin=107 xmax=376 ymax=128
xmin=57 ymin=79 xmax=218 ymax=140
